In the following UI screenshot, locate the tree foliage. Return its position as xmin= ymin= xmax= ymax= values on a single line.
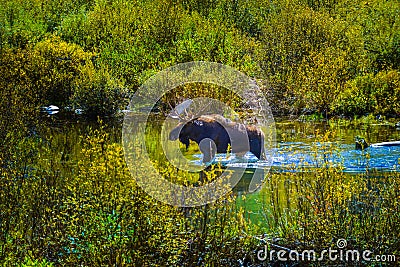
xmin=1 ymin=0 xmax=399 ymax=117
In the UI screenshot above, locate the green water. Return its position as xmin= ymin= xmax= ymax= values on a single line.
xmin=33 ymin=115 xmax=400 ymax=212
xmin=35 ymin=114 xmax=400 ymax=180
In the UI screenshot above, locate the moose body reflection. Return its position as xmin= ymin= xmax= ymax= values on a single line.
xmin=169 ymin=114 xmax=265 ymax=163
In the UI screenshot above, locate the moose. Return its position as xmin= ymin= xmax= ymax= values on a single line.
xmin=169 ymin=114 xmax=265 ymax=163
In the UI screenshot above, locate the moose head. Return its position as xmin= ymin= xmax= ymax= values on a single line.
xmin=169 ymin=114 xmax=265 ymax=163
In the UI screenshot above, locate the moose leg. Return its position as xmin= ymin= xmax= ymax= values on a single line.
xmin=250 ymin=139 xmax=262 ymax=159
xmin=199 ymin=138 xmax=217 ymax=163
xmin=249 ymin=131 xmax=265 ymax=160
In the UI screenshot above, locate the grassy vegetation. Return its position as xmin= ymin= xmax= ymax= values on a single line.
xmin=1 ymin=119 xmax=399 ymax=265
xmin=1 ymin=0 xmax=400 ymax=266
xmin=0 ymin=121 xmax=260 ymax=266
xmin=258 ymin=132 xmax=400 ymax=264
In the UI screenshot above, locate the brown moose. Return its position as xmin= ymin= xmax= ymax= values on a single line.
xmin=169 ymin=114 xmax=265 ymax=163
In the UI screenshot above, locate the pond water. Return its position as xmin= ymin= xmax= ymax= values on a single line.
xmin=156 ymin=118 xmax=400 ymax=174
xmin=272 ymin=120 xmax=400 ymax=173
xmin=209 ymin=142 xmax=400 ymax=173
xmin=38 ymin=114 xmax=400 ymax=190
xmin=32 ymin=115 xmax=400 ymax=232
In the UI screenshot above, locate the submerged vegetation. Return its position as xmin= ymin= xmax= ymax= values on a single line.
xmin=1 ymin=0 xmax=400 ymax=266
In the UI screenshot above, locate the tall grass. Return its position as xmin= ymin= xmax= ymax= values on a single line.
xmin=1 ymin=120 xmax=398 ymax=266
xmin=0 ymin=121 xmax=257 ymax=266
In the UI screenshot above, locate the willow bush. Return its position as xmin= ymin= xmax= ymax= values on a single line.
xmin=333 ymin=70 xmax=400 ymax=116
xmin=0 ymin=35 xmax=94 ymax=106
xmin=256 ymin=0 xmax=399 ymax=116
xmin=0 ymin=124 xmax=187 ymax=265
xmin=1 ymin=0 xmax=399 ymax=117
xmin=0 ymin=122 xmax=257 ymax=266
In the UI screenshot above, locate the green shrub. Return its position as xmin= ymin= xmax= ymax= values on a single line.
xmin=0 ymin=121 xmax=257 ymax=265
xmin=0 ymin=35 xmax=94 ymax=107
xmin=71 ymin=67 xmax=127 ymax=118
xmin=333 ymin=70 xmax=400 ymax=116
xmin=1 ymin=0 xmax=400 ymax=117
xmin=32 ymin=35 xmax=95 ymax=105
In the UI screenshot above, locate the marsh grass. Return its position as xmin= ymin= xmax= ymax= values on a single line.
xmin=0 ymin=121 xmax=259 ymax=266
xmin=257 ymin=131 xmax=400 ymax=265
xmin=1 ymin=119 xmax=399 ymax=266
